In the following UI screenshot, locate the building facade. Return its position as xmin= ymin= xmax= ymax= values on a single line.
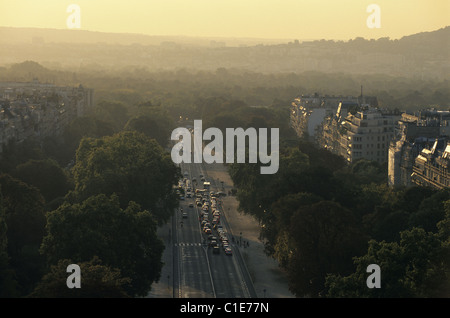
xmin=0 ymin=79 xmax=94 ymax=154
xmin=388 ymin=109 xmax=450 ymax=188
xmin=290 ymin=93 xmax=362 ymax=141
xmin=318 ymin=106 xmax=398 ymax=164
xmin=411 ymin=140 xmax=450 ymax=189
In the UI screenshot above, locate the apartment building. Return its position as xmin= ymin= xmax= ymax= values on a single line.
xmin=388 ymin=110 xmax=450 ymax=188
xmin=411 ymin=139 xmax=450 ymax=189
xmin=290 ymin=93 xmax=362 ymax=141
xmin=0 ymin=79 xmax=94 ymax=154
xmin=318 ymin=106 xmax=398 ymax=163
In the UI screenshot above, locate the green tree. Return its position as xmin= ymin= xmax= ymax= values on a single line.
xmin=29 ymin=257 xmax=131 ymax=298
xmin=93 ymin=100 xmax=130 ymax=131
xmin=349 ymin=159 xmax=387 ymax=185
xmin=0 ymin=174 xmax=47 ymax=296
xmin=326 ymin=226 xmax=450 ymax=298
xmin=0 ymin=137 xmax=44 ymax=173
xmin=267 ymin=192 xmax=323 ymax=266
xmin=286 ymin=201 xmax=367 ymax=297
xmin=13 ymin=159 xmax=72 ymax=204
xmin=409 ymin=188 xmax=450 ymax=233
xmin=71 ymin=130 xmax=180 ymax=224
xmin=124 ymin=110 xmax=175 ymax=147
xmin=63 ymin=116 xmax=115 ymax=156
xmin=40 ymin=194 xmax=165 ymax=297
xmin=229 ymin=147 xmax=310 ymax=223
xmin=0 ymin=186 xmax=20 ymax=297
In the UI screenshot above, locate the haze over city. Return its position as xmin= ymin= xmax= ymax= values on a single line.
xmin=0 ymin=0 xmax=448 ymax=40
xmin=0 ymin=0 xmax=449 ymax=304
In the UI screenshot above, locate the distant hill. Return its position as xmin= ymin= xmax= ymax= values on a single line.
xmin=0 ymin=26 xmax=288 ymax=47
xmin=0 ymin=26 xmax=448 ymax=78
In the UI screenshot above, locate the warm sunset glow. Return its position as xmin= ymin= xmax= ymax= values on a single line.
xmin=0 ymin=0 xmax=448 ymax=40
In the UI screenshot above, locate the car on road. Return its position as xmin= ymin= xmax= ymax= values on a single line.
xmin=212 ymin=246 xmax=220 ymax=254
xmin=182 ymin=212 xmax=188 ymax=218
xmin=224 ymin=247 xmax=232 ymax=255
xmin=189 ymin=203 xmax=194 ymax=208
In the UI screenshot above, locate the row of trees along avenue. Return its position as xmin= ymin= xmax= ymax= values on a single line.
xmin=0 ymin=100 xmax=180 ymax=297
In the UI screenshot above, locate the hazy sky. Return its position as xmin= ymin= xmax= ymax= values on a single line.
xmin=0 ymin=0 xmax=448 ymax=40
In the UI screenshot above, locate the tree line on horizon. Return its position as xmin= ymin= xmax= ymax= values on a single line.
xmin=0 ymin=61 xmax=448 ymax=113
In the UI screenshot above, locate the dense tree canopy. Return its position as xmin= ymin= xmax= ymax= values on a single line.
xmin=63 ymin=116 xmax=116 ymax=157
xmin=228 ymin=136 xmax=450 ymax=297
xmin=286 ymin=201 xmax=368 ymax=297
xmin=40 ymin=194 xmax=165 ymax=297
xmin=0 ymin=187 xmax=20 ymax=297
xmin=124 ymin=109 xmax=175 ymax=147
xmin=71 ymin=130 xmax=180 ymax=224
xmin=326 ymin=220 xmax=450 ymax=298
xmin=29 ymin=257 xmax=131 ymax=298
xmin=0 ymin=174 xmax=47 ymax=296
xmin=12 ymin=159 xmax=72 ymax=205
